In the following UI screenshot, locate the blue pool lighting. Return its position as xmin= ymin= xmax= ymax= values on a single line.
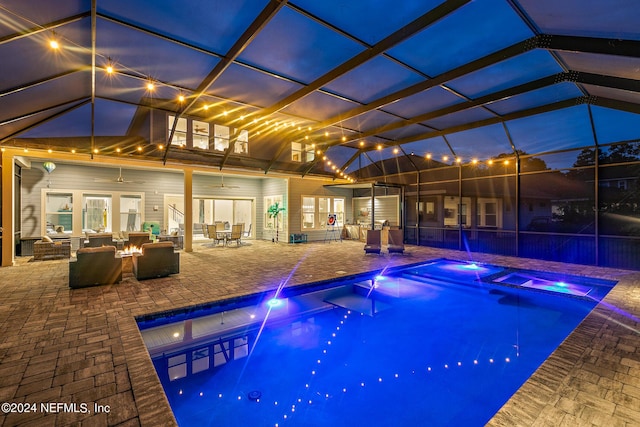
xmin=266 ymin=297 xmax=283 ymax=308
xmin=138 ymin=259 xmax=616 ymax=426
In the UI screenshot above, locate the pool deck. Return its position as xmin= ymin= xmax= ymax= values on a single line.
xmin=0 ymin=239 xmax=638 ymax=426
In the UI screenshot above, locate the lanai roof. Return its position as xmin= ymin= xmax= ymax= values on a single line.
xmin=1 ymin=0 xmax=640 ymax=179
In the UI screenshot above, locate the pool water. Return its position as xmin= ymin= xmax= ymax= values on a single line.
xmin=139 ymin=260 xmax=614 ymax=426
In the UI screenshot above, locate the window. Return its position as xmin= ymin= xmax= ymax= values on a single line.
xmin=302 ymin=196 xmax=314 ymax=229
xmin=305 ymin=144 xmax=315 ymax=162
xmin=443 ymin=197 xmax=471 ymax=227
xmin=318 ymin=197 xmax=330 ymax=229
xmin=193 ymin=120 xmax=209 ymax=150
xmin=235 ymin=130 xmax=249 ymax=154
xmin=291 ymin=142 xmax=315 ymax=162
xmin=43 ymin=189 xmax=144 ymax=236
xmin=168 ymin=116 xmax=187 ymax=147
xmin=618 ymin=180 xmax=628 ymax=190
xmin=45 ymin=192 xmax=73 ymax=234
xmin=83 ymin=194 xmax=112 ymax=232
xmin=301 ymin=196 xmax=345 ymax=230
xmin=121 ymin=195 xmax=142 ymax=231
xmin=477 ymin=198 xmax=502 ymax=228
xmin=292 ymin=142 xmax=302 ymax=162
xmin=167 ymin=115 xmax=249 ymax=153
xmin=213 ymin=125 xmax=230 ymax=151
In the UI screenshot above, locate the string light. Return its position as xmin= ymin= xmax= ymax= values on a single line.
xmin=105 ymin=57 xmax=114 ymax=74
xmin=49 ymin=32 xmax=59 ymax=49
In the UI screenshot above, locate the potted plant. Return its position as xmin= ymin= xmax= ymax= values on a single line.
xmin=267 ymin=202 xmax=286 ymax=242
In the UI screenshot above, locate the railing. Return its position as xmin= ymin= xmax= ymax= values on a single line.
xmin=168 ymin=205 xmax=184 ymax=225
xmin=407 ymin=226 xmax=639 ymax=270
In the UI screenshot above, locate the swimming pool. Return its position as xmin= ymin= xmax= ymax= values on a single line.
xmin=137 ymin=259 xmax=615 ymax=426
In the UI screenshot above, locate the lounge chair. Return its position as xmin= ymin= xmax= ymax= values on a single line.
xmin=364 ymin=229 xmax=381 ymax=254
xmin=387 ymin=229 xmax=405 ymax=254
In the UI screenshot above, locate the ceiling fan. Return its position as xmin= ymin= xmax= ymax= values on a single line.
xmin=94 ymin=168 xmax=145 ymax=184
xmin=209 ymin=174 xmax=239 ymax=189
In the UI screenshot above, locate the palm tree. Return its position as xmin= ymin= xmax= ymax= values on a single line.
xmin=267 ymin=202 xmax=286 ymax=242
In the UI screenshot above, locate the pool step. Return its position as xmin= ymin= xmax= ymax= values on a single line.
xmin=324 ymin=288 xmax=392 ymax=317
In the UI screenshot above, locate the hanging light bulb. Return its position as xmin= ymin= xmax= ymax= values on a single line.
xmin=105 ymin=57 xmax=114 ymax=74
xmin=49 ymin=32 xmax=59 ymax=49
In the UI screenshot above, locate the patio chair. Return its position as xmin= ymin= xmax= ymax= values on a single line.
xmin=227 ymin=224 xmax=243 ymax=246
xmin=85 ymin=232 xmax=116 ymax=248
xmin=133 ymin=242 xmax=180 ymax=280
xmin=126 ymin=231 xmax=152 ymax=248
xmin=387 ymin=229 xmax=405 ymax=254
xmin=69 ymin=245 xmax=122 ymax=288
xmin=364 ymin=229 xmax=381 ymax=254
xmin=206 ymin=224 xmax=225 ymax=246
xmin=214 ymin=222 xmax=227 ymax=246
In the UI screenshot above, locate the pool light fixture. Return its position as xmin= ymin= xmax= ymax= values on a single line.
xmin=267 ymin=298 xmax=282 ymax=308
